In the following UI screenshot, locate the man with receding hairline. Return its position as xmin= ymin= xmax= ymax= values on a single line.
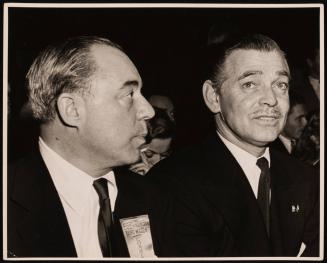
xmin=149 ymin=34 xmax=319 ymax=257
xmin=8 ymin=36 xmax=172 ymax=258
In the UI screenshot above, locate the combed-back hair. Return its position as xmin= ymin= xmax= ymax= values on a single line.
xmin=289 ymin=90 xmax=306 ymax=111
xmin=202 ymin=34 xmax=286 ymax=92
xmin=27 ymin=36 xmax=122 ymax=122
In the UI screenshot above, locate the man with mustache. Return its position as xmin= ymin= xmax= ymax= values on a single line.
xmin=8 ymin=36 xmax=172 ymax=258
xmin=149 ymin=34 xmax=319 ymax=257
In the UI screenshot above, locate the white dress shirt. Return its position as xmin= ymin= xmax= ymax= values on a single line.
xmin=217 ymin=132 xmax=270 ymax=199
xmin=279 ymin=134 xmax=293 ymax=154
xmin=39 ymin=137 xmax=118 ymax=258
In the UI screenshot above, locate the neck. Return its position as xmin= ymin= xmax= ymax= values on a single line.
xmin=215 ymin=115 xmax=266 ymax=158
xmin=40 ymin=121 xmax=112 ymax=178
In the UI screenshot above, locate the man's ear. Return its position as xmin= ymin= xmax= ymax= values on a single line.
xmin=202 ymin=80 xmax=221 ymax=113
xmin=56 ymin=92 xmax=84 ymax=127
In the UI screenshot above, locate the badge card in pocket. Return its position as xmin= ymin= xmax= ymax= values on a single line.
xmin=120 ymin=214 xmax=157 ymax=258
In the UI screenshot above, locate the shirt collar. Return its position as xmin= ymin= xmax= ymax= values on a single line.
xmin=308 ymin=75 xmax=319 ymax=85
xmin=278 ymin=134 xmax=293 ymax=154
xmin=39 ymin=137 xmax=117 ymax=214
xmin=217 ymin=131 xmax=271 ymax=171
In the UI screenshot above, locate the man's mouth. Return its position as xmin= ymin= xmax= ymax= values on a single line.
xmin=252 ymin=111 xmax=282 ymax=126
xmin=253 ymin=109 xmax=282 ymax=120
xmin=254 ymin=115 xmax=280 ymax=120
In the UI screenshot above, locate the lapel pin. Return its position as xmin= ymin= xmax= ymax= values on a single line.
xmin=291 ymin=205 xmax=300 ymax=213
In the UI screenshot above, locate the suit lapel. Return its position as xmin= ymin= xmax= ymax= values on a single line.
xmin=10 ymin=151 xmax=76 ymax=257
xmin=270 ymin=150 xmax=306 ymax=256
xmin=111 ymin=168 xmax=150 ymax=257
xmin=200 ymin=134 xmax=271 ymax=256
xmin=197 ymin=136 xmax=307 ymax=256
xmin=270 ymin=138 xmax=290 ymax=155
xmin=114 ymin=168 xmax=150 ymax=218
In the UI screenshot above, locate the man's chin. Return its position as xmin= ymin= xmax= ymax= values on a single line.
xmin=254 ymin=135 xmax=279 ymax=146
xmin=257 ymin=126 xmax=282 ymax=139
xmin=250 ymin=131 xmax=280 ymax=146
xmin=115 ymin=149 xmax=141 ymax=167
xmin=129 ymin=153 xmax=142 ymax=165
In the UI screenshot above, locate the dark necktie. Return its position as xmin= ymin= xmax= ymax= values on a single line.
xmin=93 ymin=178 xmax=114 ymax=257
xmin=256 ymin=157 xmax=270 ymax=236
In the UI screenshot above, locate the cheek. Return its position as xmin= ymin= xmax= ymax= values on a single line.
xmin=293 ymin=120 xmax=302 ymax=131
xmin=85 ymin=107 xmax=131 ymax=140
xmin=283 ymin=119 xmax=293 ymax=131
xmin=104 ymin=105 xmax=137 ymax=128
xmin=221 ymin=93 xmax=254 ymax=121
xmin=220 ymin=90 xmax=243 ymax=113
xmin=276 ymin=96 xmax=290 ymax=115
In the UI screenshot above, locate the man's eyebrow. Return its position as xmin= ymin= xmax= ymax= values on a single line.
xmin=237 ymin=70 xmax=290 ymax=81
xmin=277 ymin=70 xmax=290 ymax=79
xmin=237 ymin=71 xmax=262 ymax=81
xmin=121 ymin=80 xmax=140 ymax=88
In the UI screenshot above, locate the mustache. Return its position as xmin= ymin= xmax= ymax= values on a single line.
xmin=252 ymin=109 xmax=283 ymax=118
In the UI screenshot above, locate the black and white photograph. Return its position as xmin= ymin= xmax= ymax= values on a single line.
xmin=2 ymin=1 xmax=324 ymax=260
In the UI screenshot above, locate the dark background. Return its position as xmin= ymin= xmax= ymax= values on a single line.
xmin=7 ymin=6 xmax=320 ymax=161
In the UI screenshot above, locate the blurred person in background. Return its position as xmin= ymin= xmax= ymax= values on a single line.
xmin=289 ymin=48 xmax=320 ymax=114
xmin=130 ymin=96 xmax=176 ymax=175
xmin=306 ymin=48 xmax=320 ymax=100
xmin=270 ymin=91 xmax=307 ymax=155
xmin=293 ymin=110 xmax=320 ymax=168
xmin=148 ymin=94 xmax=176 ymax=123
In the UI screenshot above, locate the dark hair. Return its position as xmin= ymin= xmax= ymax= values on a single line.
xmin=203 ymin=34 xmax=286 ymax=91
xmin=289 ymin=90 xmax=306 ymax=112
xmin=27 ymin=36 xmax=122 ymax=122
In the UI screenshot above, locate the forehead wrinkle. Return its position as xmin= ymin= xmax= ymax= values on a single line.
xmin=227 ymin=49 xmax=289 ymax=76
xmin=237 ymin=70 xmax=263 ymax=81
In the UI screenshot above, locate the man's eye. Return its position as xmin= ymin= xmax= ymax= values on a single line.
xmin=144 ymin=150 xmax=155 ymax=158
xmin=242 ymin=82 xmax=256 ymax=89
xmin=275 ymin=82 xmax=289 ymax=91
xmin=127 ymin=90 xmax=134 ymax=98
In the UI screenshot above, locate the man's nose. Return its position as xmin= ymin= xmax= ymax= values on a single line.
xmin=137 ymin=95 xmax=155 ymax=120
xmin=259 ymin=85 xmax=278 ymax=106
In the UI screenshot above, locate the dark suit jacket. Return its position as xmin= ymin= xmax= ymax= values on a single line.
xmin=7 ymin=150 xmax=173 ymax=257
xmin=269 ymin=138 xmax=290 ymax=156
xmin=148 ymin=133 xmax=319 ymax=257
